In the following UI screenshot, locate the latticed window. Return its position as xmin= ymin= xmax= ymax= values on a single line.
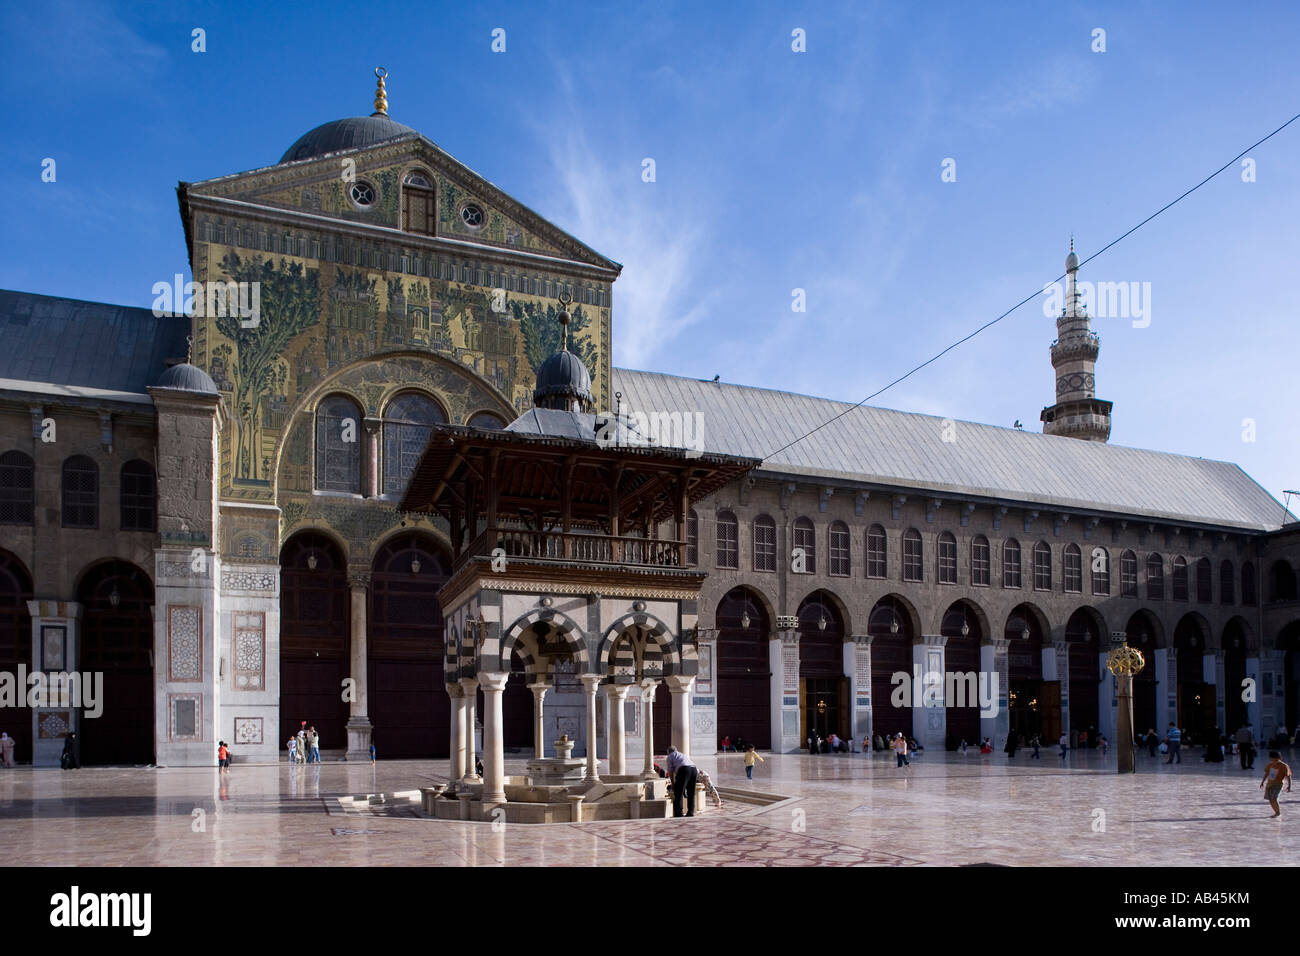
xmin=829 ymin=521 xmax=850 ymax=576
xmin=938 ymin=531 xmax=957 ymax=584
xmin=686 ymin=509 xmax=698 ymax=566
xmin=1242 ymin=562 xmax=1257 ymax=605
xmin=902 ymin=528 xmax=923 ymax=583
xmin=1196 ymin=557 xmax=1212 ymax=603
xmin=315 ymin=395 xmax=363 ymax=494
xmin=716 ymin=511 xmax=738 ymax=569
xmin=1092 ymin=547 xmax=1110 ymax=595
xmin=1120 ymin=550 xmax=1138 ymax=598
xmin=61 ymin=455 xmax=98 ymax=528
xmin=753 ymin=515 xmax=776 ymax=572
xmin=382 ymin=392 xmax=447 ymax=497
xmin=1172 ymin=557 xmax=1189 ymax=601
xmin=1003 ymin=538 xmax=1022 ymax=588
xmin=971 ymin=535 xmax=990 ymax=586
xmin=866 ymin=525 xmax=887 ymax=578
xmin=120 ymin=460 xmax=155 ymax=531
xmin=1147 ymin=553 xmax=1165 ymax=599
xmin=0 ymin=451 xmax=34 ymax=525
xmin=1033 ymin=541 xmax=1052 ymax=591
xmin=1064 ymin=543 xmax=1082 ymax=593
xmin=793 ymin=517 xmax=816 ymax=574
xmin=1220 ymin=560 xmax=1234 ymax=604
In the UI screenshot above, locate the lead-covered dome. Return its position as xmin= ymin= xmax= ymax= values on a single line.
xmin=280 ymin=114 xmax=416 ymax=164
xmin=154 ymin=363 xmax=219 ymax=395
xmin=533 ymin=350 xmax=593 ymax=410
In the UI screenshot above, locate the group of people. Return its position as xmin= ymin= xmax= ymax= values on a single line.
xmin=807 ymin=731 xmax=852 ymax=754
xmin=286 ymin=722 xmax=322 ymax=764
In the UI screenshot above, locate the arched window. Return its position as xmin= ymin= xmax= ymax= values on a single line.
xmin=402 ymin=170 xmax=436 ymax=236
xmin=1195 ymin=557 xmax=1212 ymax=603
xmin=1172 ymin=556 xmax=1189 ymax=601
xmin=1147 ymin=553 xmax=1165 ymax=600
xmin=382 ymin=391 xmax=447 ymax=496
xmin=685 ymin=509 xmax=699 ymax=566
xmin=793 ymin=517 xmax=816 ymax=574
xmin=971 ymin=534 xmax=990 ymax=586
xmin=937 ymin=531 xmax=957 ymax=585
xmin=1242 ymin=561 xmax=1257 ymax=606
xmin=315 ymin=395 xmax=363 ymax=494
xmin=1120 ymin=550 xmax=1138 ymax=598
xmin=467 ymin=411 xmax=505 ymax=431
xmin=902 ymin=528 xmax=923 ymax=583
xmin=829 ymin=521 xmax=850 ymax=576
xmin=866 ymin=525 xmax=887 ymax=579
xmin=120 ymin=460 xmax=156 ymax=531
xmin=753 ymin=515 xmax=776 ymax=572
xmin=61 ymin=455 xmax=98 ymax=528
xmin=1033 ymin=541 xmax=1052 ymax=591
xmin=0 ymin=451 xmax=34 ymax=525
xmin=1271 ymin=561 xmax=1298 ymax=602
xmin=1003 ymin=538 xmax=1022 ymax=589
xmin=1092 ymin=547 xmax=1110 ymax=595
xmin=1220 ymin=560 xmax=1234 ymax=605
xmin=1064 ymin=543 xmax=1082 ymax=593
xmin=716 ymin=511 xmax=738 ymax=569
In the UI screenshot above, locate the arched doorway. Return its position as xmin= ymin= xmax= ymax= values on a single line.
xmin=1125 ymin=611 xmax=1160 ymax=736
xmin=1006 ymin=604 xmax=1048 ymax=743
xmin=368 ymin=533 xmax=450 ymax=757
xmin=1222 ymin=618 xmax=1249 ymax=733
xmin=940 ymin=600 xmax=982 ymax=746
xmin=870 ymin=595 xmax=914 ymax=742
xmin=0 ymin=550 xmax=32 ymax=764
xmin=1065 ymin=608 xmax=1103 ymax=746
xmin=78 ymin=561 xmax=154 ymax=765
xmin=1174 ymin=614 xmax=1214 ymax=744
xmin=715 ymin=587 xmax=771 ymax=749
xmin=798 ymin=591 xmax=845 ymax=746
xmin=279 ymin=532 xmax=349 ymax=754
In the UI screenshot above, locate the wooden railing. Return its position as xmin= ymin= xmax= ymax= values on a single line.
xmin=461 ymin=526 xmax=685 ymax=569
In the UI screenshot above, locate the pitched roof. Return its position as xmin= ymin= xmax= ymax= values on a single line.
xmin=0 ymin=290 xmax=189 ymax=396
xmin=610 ymin=368 xmax=1289 ymax=533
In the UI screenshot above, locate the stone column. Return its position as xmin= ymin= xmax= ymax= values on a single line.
xmin=641 ymin=678 xmax=658 ymax=779
xmin=1154 ymin=648 xmax=1172 ymax=732
xmin=345 ymin=572 xmax=372 ymax=760
xmin=447 ymin=682 xmax=465 ymax=788
xmin=606 ymin=683 xmax=631 ymax=775
xmin=768 ymin=633 xmax=785 ymax=752
xmin=580 ymin=674 xmax=602 ymax=783
xmin=914 ymin=636 xmax=946 ymax=750
xmin=1099 ymin=651 xmax=1116 ymax=749
xmin=479 ymin=671 xmax=509 ymax=805
xmin=26 ymin=601 xmax=82 ymax=767
xmin=774 ymin=630 xmax=800 ymax=753
xmin=528 ymin=681 xmax=549 ymax=759
xmin=459 ymin=677 xmax=480 ymax=783
xmin=845 ymin=637 xmax=870 ymax=745
xmin=1205 ymin=650 xmax=1225 ymax=733
xmin=664 ymin=674 xmax=695 ymax=757
xmin=981 ymin=639 xmax=1010 ymax=746
xmin=1245 ymin=655 xmax=1262 ymax=735
xmin=363 ymin=419 xmax=381 ymax=498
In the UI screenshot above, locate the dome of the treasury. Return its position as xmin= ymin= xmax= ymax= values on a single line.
xmin=279 ymin=68 xmax=416 ymax=164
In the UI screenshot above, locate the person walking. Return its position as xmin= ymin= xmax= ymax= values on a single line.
xmin=665 ymin=745 xmax=699 ymax=817
xmin=217 ymin=740 xmax=230 ymax=773
xmin=893 ymin=733 xmax=910 ymax=768
xmin=370 ymin=742 xmax=376 ymax=764
xmin=1260 ymin=750 xmax=1292 ymax=818
xmin=1004 ymin=732 xmax=1019 ymax=758
xmin=1145 ymin=729 xmax=1159 ymax=758
xmin=309 ymin=727 xmax=321 ymax=763
xmin=1098 ymin=734 xmax=1108 ymax=756
xmin=1165 ymin=723 xmax=1182 ymax=764
xmin=743 ymin=745 xmax=764 ymax=780
xmin=1059 ymin=732 xmax=1068 ymax=759
xmin=1236 ymin=723 xmax=1256 ymax=770
xmin=287 ymin=737 xmax=298 ymax=763
xmin=0 ymin=732 xmax=15 ymax=768
xmin=61 ymin=732 xmax=80 ymax=770
xmin=1030 ymin=734 xmax=1041 ymax=759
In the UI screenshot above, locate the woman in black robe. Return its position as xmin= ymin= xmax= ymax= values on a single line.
xmin=1004 ymin=731 xmax=1019 ymax=757
xmin=1203 ymin=729 xmax=1224 ymax=763
xmin=61 ymin=732 xmax=80 ymax=769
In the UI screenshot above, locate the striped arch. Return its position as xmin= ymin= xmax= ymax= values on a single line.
xmin=496 ymin=607 xmax=589 ymax=674
xmin=598 ymin=611 xmax=689 ymax=682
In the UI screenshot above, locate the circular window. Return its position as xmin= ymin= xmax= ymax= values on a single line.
xmin=350 ymin=181 xmax=377 ymax=207
xmin=461 ymin=204 xmax=484 ymax=228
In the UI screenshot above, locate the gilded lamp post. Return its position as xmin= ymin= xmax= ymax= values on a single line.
xmin=1106 ymin=633 xmax=1145 ymax=774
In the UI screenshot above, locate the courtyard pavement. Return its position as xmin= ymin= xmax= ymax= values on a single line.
xmin=0 ymin=747 xmax=1294 ymax=866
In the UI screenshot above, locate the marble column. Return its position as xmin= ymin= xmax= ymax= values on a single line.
xmin=641 ymin=679 xmax=658 ymax=779
xmin=1154 ymin=648 xmax=1173 ymax=732
xmin=447 ymin=682 xmax=465 ymax=789
xmin=580 ymin=674 xmax=602 ymax=782
xmin=479 ymin=671 xmax=509 ymax=805
xmin=363 ymin=419 xmax=381 ymax=498
xmin=664 ymin=674 xmax=694 ymax=757
xmin=459 ymin=677 xmax=480 ymax=783
xmin=345 ymin=573 xmax=372 ymax=760
xmin=981 ymin=639 xmax=1010 ymax=746
xmin=528 ymin=681 xmax=549 ymax=759
xmin=606 ymin=683 xmax=631 ymax=775
xmin=845 ymin=636 xmax=870 ymax=745
xmin=1245 ymin=655 xmax=1262 ymax=735
xmin=1205 ymin=650 xmax=1225 ymax=733
xmin=914 ymin=636 xmax=946 ymax=750
xmin=26 ymin=601 xmax=82 ymax=767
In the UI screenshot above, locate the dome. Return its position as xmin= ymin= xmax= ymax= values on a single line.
xmin=1065 ymin=249 xmax=1079 ymax=273
xmin=533 ymin=350 xmax=593 ymax=411
xmin=153 ymin=363 xmax=219 ymax=395
xmin=280 ymin=114 xmax=416 ymax=164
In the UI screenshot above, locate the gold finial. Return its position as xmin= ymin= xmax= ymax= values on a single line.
xmin=373 ymin=67 xmax=389 ymax=116
xmin=556 ymin=292 xmax=573 ymax=350
xmin=1069 ymin=234 xmax=1074 ymax=253
xmin=1106 ymin=643 xmax=1145 ymax=677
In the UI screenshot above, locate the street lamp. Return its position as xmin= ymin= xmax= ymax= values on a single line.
xmin=740 ymin=610 xmax=751 ymax=630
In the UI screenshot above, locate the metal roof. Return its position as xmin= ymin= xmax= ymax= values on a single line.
xmin=0 ymin=290 xmax=189 ymax=396
xmin=610 ymin=368 xmax=1289 ymax=533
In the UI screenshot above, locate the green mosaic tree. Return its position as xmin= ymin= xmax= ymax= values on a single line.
xmin=511 ymin=300 xmax=598 ymax=377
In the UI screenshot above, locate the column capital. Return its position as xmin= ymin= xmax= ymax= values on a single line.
xmin=919 ymin=634 xmax=947 ymax=647
xmin=579 ymin=673 xmax=603 ymax=693
xmin=527 ymin=681 xmax=551 ymax=696
xmin=988 ymin=638 xmax=1011 ymax=653
xmin=347 ymin=571 xmax=371 ymax=590
xmin=639 ymin=678 xmax=659 ymax=702
xmin=446 ymin=682 xmax=465 ymax=699
xmin=458 ymin=676 xmax=479 ymax=694
xmin=663 ymin=674 xmax=695 ymax=694
xmin=851 ymin=633 xmax=872 ymax=646
xmin=478 ymin=671 xmax=509 ymax=692
xmin=606 ymin=683 xmax=632 ymax=701
xmin=779 ymin=631 xmax=799 ymax=645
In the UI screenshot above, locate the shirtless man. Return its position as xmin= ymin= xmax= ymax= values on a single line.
xmin=1259 ymin=750 xmax=1292 ymax=818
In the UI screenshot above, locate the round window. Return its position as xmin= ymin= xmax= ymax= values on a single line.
xmin=461 ymin=204 xmax=484 ymax=227
xmin=350 ymin=182 xmax=377 ymax=207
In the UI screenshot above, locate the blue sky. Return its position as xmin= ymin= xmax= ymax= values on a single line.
xmin=2 ymin=1 xmax=1297 ymax=512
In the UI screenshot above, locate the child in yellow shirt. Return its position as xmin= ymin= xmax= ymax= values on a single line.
xmin=744 ymin=745 xmax=764 ymax=779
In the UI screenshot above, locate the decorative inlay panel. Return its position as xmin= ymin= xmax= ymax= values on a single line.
xmin=168 ymin=606 xmax=203 ymax=682
xmin=234 ymin=716 xmax=263 ymax=745
xmin=233 ymin=612 xmax=266 ymax=690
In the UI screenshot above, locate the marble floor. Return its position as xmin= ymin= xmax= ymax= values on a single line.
xmin=0 ymin=747 xmax=1294 ymax=866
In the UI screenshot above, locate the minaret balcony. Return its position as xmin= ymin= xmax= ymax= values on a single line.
xmin=1050 ymin=331 xmax=1100 ymax=362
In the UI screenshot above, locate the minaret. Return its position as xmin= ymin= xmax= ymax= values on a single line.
xmin=1040 ymin=240 xmax=1112 ymax=441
